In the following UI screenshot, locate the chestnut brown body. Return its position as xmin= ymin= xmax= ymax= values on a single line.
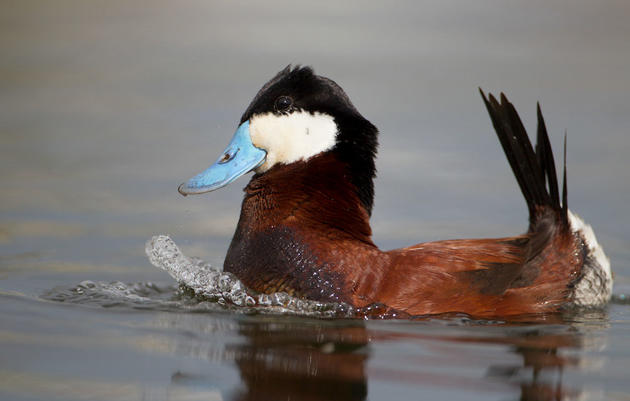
xmin=224 ymin=152 xmax=585 ymax=317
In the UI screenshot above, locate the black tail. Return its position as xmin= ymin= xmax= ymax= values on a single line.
xmin=479 ymin=90 xmax=568 ymax=230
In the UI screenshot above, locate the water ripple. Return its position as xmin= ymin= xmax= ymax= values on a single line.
xmin=43 ymin=235 xmax=625 ymax=321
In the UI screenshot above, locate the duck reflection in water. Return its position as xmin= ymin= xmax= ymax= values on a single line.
xmin=228 ymin=319 xmax=369 ymax=401
xmin=165 ymin=311 xmax=607 ymax=401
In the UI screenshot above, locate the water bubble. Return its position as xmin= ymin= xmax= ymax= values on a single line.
xmin=258 ymin=294 xmax=272 ymax=306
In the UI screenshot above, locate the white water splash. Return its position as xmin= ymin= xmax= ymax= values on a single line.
xmin=145 ymin=235 xmax=355 ymax=317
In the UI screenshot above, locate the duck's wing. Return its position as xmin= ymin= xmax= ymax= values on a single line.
xmin=378 ymin=232 xmax=582 ymax=317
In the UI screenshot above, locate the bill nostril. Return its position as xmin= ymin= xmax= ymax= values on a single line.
xmin=218 ymin=148 xmax=239 ymax=164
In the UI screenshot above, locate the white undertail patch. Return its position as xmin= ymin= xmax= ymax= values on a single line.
xmin=249 ymin=111 xmax=338 ymax=172
xmin=568 ymin=210 xmax=613 ymax=306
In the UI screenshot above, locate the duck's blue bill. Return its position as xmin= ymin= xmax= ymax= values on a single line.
xmin=178 ymin=121 xmax=266 ymax=195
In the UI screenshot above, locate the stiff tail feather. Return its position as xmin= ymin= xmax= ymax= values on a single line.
xmin=479 ymin=90 xmax=612 ymax=306
xmin=479 ymin=90 xmax=567 ymax=230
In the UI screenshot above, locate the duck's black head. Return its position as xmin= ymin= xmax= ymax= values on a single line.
xmin=179 ymin=65 xmax=379 ymax=214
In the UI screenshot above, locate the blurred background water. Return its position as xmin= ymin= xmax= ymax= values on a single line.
xmin=1 ymin=1 xmax=629 ymax=400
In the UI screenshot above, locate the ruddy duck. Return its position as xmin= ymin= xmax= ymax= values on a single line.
xmin=178 ymin=66 xmax=612 ymax=317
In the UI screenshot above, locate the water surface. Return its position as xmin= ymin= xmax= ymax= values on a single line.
xmin=2 ymin=1 xmax=630 ymax=400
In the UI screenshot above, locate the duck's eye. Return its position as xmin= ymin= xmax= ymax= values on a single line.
xmin=274 ymin=96 xmax=293 ymax=113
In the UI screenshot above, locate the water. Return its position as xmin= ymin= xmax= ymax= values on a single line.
xmin=2 ymin=1 xmax=630 ymax=400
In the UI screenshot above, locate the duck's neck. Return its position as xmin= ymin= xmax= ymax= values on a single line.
xmin=239 ymin=152 xmax=374 ymax=241
xmin=223 ymin=152 xmax=376 ymax=301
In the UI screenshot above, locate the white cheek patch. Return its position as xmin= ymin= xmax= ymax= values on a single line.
xmin=249 ymin=111 xmax=338 ymax=172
